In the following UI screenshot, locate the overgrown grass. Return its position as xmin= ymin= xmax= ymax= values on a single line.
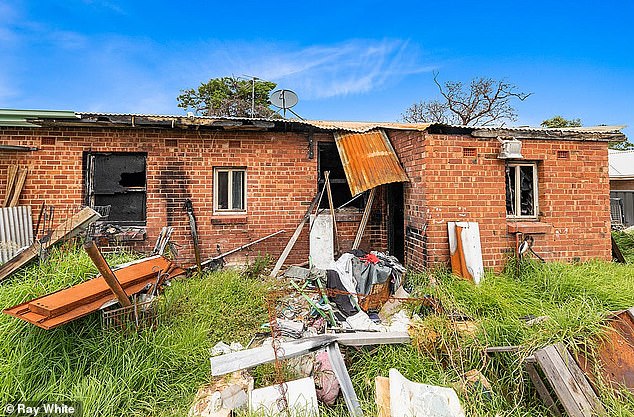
xmin=1 ymin=243 xmax=633 ymax=416
xmin=0 ymin=242 xmax=270 ymax=417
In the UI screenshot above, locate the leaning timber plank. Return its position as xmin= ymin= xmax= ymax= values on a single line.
xmin=0 ymin=207 xmax=101 ymax=282
xmin=8 ymin=167 xmax=27 ymax=207
xmin=3 ymin=165 xmax=18 ymax=207
xmin=535 ymin=344 xmax=601 ymax=417
xmin=352 ymin=187 xmax=376 ymax=250
xmin=327 ymin=342 xmax=364 ymax=417
xmin=334 ymin=331 xmax=410 ymax=347
xmin=612 ymin=235 xmax=627 ymax=263
xmin=375 ymin=376 xmax=391 ymax=417
xmin=554 ymin=343 xmax=606 ymax=415
xmin=524 ymin=357 xmax=562 ymax=417
xmin=269 ymin=192 xmax=320 ymax=277
xmin=211 ymin=335 xmax=337 ymax=376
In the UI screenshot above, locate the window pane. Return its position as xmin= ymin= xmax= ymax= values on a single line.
xmin=519 ymin=166 xmax=535 ymax=215
xmin=217 ymin=171 xmax=229 ymax=209
xmin=505 ymin=166 xmax=516 ymax=216
xmin=232 ymin=170 xmax=244 ymax=210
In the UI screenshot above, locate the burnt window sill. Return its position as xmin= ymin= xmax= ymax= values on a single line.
xmin=211 ymin=215 xmax=248 ymax=225
xmin=507 ymin=221 xmax=552 ymax=235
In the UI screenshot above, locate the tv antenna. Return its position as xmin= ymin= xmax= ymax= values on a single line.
xmin=270 ymin=89 xmax=302 ymax=119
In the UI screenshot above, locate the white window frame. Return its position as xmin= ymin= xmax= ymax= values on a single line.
xmin=506 ymin=162 xmax=539 ymax=220
xmin=213 ymin=167 xmax=247 ymax=214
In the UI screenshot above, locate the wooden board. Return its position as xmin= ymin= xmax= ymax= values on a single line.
xmin=524 ymin=357 xmax=562 ymax=417
xmin=534 ymin=343 xmax=605 ymax=417
xmin=375 ymin=376 xmax=391 ymax=417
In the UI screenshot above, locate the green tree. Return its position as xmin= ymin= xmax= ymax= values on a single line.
xmin=540 ymin=115 xmax=582 ymax=128
xmin=541 ymin=116 xmax=633 ymax=149
xmin=401 ymin=73 xmax=531 ymax=126
xmin=177 ymin=76 xmax=277 ymax=117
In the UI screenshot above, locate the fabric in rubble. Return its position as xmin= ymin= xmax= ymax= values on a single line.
xmin=326 ymin=269 xmax=358 ymax=317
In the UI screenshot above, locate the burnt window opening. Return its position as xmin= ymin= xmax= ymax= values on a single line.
xmin=505 ymin=162 xmax=538 ymax=218
xmin=318 ymin=142 xmax=363 ymax=210
xmin=214 ymin=167 xmax=246 ymax=213
xmin=85 ymin=153 xmax=147 ymax=225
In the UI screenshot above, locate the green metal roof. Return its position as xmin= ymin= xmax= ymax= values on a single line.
xmin=0 ymin=109 xmax=77 ymax=127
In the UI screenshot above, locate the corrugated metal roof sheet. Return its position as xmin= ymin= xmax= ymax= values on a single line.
xmin=334 ymin=129 xmax=409 ymax=196
xmin=609 ymin=150 xmax=634 ymax=178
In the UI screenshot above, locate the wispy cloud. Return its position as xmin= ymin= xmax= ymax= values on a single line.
xmin=173 ymin=39 xmax=434 ymax=100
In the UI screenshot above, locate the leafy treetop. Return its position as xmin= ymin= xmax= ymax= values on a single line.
xmin=177 ymin=76 xmax=278 ymax=118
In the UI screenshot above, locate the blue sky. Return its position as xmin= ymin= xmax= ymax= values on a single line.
xmin=1 ymin=0 xmax=633 ymax=137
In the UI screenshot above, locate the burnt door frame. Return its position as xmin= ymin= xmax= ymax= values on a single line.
xmin=387 ymin=182 xmax=405 ymax=261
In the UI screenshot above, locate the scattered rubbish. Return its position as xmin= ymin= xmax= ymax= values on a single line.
xmin=188 ymin=371 xmax=253 ymax=417
xmin=576 ymin=307 xmax=634 ymax=393
xmin=0 ymin=206 xmax=101 ymax=282
xmin=454 ymin=369 xmax=492 ymax=400
xmin=527 ymin=343 xmax=606 ymax=417
xmin=3 ymin=255 xmax=184 ymax=329
xmin=249 ymin=377 xmax=319 ymax=417
xmin=314 ymin=349 xmax=339 ymax=405
xmin=447 ymin=221 xmax=484 ymax=284
xmin=387 ymin=368 xmax=466 ymax=417
xmin=211 ymin=341 xmax=245 ymax=357
xmin=375 ymin=376 xmax=391 ymax=417
xmin=521 ymin=314 xmax=551 ymax=326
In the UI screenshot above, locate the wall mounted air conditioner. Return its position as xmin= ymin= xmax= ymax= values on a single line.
xmin=498 ymin=138 xmax=523 ymax=159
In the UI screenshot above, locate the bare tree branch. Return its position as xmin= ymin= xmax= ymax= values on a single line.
xmin=401 ymin=73 xmax=532 ymax=126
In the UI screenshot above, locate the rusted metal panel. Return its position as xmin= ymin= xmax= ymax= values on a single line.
xmin=3 ymin=256 xmax=185 ymax=330
xmin=0 ymin=206 xmax=33 ymax=264
xmin=334 ymin=130 xmax=408 ymax=196
xmin=576 ymin=308 xmax=634 ymax=393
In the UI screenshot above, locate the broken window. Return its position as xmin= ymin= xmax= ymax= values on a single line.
xmin=85 ymin=153 xmax=147 ymax=225
xmin=318 ymin=142 xmax=362 ymax=209
xmin=506 ymin=162 xmax=538 ymax=218
xmin=214 ymin=168 xmax=246 ymax=213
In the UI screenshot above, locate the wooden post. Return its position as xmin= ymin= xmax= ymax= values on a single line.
xmin=84 ymin=240 xmax=132 ymax=308
xmin=352 ymin=187 xmax=376 ymax=250
xmin=324 ymin=171 xmax=340 ymax=257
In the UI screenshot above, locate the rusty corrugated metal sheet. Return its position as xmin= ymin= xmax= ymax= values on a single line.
xmin=0 ymin=206 xmax=33 ymax=263
xmin=334 ymin=129 xmax=409 ymax=196
xmin=3 ymin=256 xmax=185 ymax=330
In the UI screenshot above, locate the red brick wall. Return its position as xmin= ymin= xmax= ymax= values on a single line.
xmin=391 ymin=131 xmax=611 ymax=271
xmin=0 ymin=126 xmax=336 ymax=267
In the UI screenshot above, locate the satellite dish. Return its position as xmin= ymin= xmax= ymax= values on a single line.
xmin=270 ymin=89 xmax=299 ymax=110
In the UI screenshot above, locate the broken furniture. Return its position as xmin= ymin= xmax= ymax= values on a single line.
xmin=525 ymin=343 xmax=606 ymax=417
xmin=0 ymin=206 xmax=101 ymax=282
xmin=3 ymin=255 xmax=185 ymax=329
xmin=447 ymin=221 xmax=484 ymax=284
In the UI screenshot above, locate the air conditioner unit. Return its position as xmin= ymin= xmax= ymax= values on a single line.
xmin=498 ymin=139 xmax=523 ymax=159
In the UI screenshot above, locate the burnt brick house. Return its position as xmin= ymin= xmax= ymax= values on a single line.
xmin=0 ymin=109 xmax=626 ymax=271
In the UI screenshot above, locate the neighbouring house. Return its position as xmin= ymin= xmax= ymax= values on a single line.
xmin=609 ymin=149 xmax=634 ymax=227
xmin=0 ymin=109 xmax=626 ymax=272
